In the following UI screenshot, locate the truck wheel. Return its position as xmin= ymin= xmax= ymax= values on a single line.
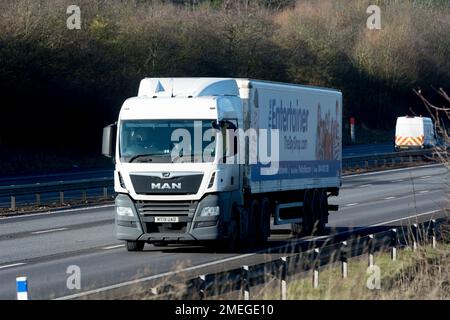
xmin=302 ymin=191 xmax=313 ymax=236
xmin=247 ymin=199 xmax=260 ymax=246
xmin=126 ymin=240 xmax=145 ymax=252
xmin=311 ymin=189 xmax=322 ymax=235
xmin=219 ymin=206 xmax=241 ymax=252
xmin=316 ymin=190 xmax=328 ymax=234
xmin=256 ymin=198 xmax=271 ymax=245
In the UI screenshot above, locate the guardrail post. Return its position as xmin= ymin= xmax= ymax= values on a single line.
xmin=365 ymin=160 xmax=369 ymax=169
xmin=391 ymin=158 xmax=395 ymax=166
xmin=103 ymin=187 xmax=108 ymax=199
xmin=241 ymin=265 xmax=250 ymax=300
xmin=59 ymin=191 xmax=64 ymax=205
xmin=382 ymin=159 xmax=386 ymax=167
xmin=11 ymin=196 xmax=16 ymax=211
xmin=374 ymin=159 xmax=378 ymax=168
xmin=312 ymin=248 xmax=320 ymax=288
xmin=429 ymin=220 xmax=437 ymax=249
xmin=340 ymin=241 xmax=348 ymax=279
xmin=150 ymin=287 xmax=158 ymax=296
xmin=368 ymin=234 xmax=374 ymax=267
xmin=280 ymin=257 xmax=287 ymax=300
xmin=82 ymin=190 xmax=87 ymax=202
xmin=409 ymin=155 xmax=413 ymax=163
xmin=390 ymin=229 xmax=398 ymax=261
xmin=197 ymin=275 xmax=206 ymax=300
xmin=412 ymin=224 xmax=419 ymax=251
xmin=36 ymin=193 xmax=41 ymax=207
xmin=16 ymin=276 xmax=28 ymax=300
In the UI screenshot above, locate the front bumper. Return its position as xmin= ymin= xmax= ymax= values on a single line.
xmin=114 ymin=193 xmax=231 ymax=243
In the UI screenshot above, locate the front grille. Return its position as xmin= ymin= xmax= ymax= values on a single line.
xmin=136 ymin=200 xmax=197 ymax=216
xmin=130 ymin=174 xmax=204 ymax=195
xmin=137 ymin=200 xmax=197 ymax=234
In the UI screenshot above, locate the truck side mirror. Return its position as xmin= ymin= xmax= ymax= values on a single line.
xmin=102 ymin=123 xmax=117 ymax=158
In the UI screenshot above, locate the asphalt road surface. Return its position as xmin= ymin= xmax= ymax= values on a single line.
xmin=0 ymin=164 xmax=447 ymax=300
xmin=342 ymin=142 xmax=393 ymax=157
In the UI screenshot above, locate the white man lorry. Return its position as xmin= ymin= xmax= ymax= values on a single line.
xmin=102 ymin=78 xmax=342 ymax=251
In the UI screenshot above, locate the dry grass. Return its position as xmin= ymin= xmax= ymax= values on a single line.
xmin=254 ymin=241 xmax=449 ymax=300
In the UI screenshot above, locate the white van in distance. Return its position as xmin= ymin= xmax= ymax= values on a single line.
xmin=394 ymin=116 xmax=436 ymax=151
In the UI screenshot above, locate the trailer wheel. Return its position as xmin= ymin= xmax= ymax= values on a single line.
xmin=247 ymin=199 xmax=260 ymax=246
xmin=316 ymin=190 xmax=328 ymax=234
xmin=256 ymin=198 xmax=271 ymax=245
xmin=293 ymin=191 xmax=312 ymax=236
xmin=310 ymin=189 xmax=322 ymax=235
xmin=125 ymin=240 xmax=145 ymax=252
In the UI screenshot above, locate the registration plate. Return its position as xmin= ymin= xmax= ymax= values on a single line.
xmin=154 ymin=216 xmax=179 ymax=223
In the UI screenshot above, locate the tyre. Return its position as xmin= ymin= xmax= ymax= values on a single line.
xmin=316 ymin=190 xmax=328 ymax=234
xmin=126 ymin=240 xmax=145 ymax=252
xmin=256 ymin=198 xmax=271 ymax=245
xmin=302 ymin=191 xmax=313 ymax=236
xmin=310 ymin=189 xmax=322 ymax=235
xmin=247 ymin=199 xmax=260 ymax=246
xmin=219 ymin=206 xmax=241 ymax=252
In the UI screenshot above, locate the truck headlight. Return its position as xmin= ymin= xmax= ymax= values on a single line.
xmin=200 ymin=206 xmax=220 ymax=217
xmin=116 ymin=206 xmax=134 ymax=217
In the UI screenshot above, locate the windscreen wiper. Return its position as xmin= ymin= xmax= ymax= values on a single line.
xmin=128 ymin=153 xmax=170 ymax=163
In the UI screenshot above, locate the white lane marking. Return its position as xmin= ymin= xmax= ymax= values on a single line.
xmin=419 ymin=176 xmax=432 ymax=179
xmin=419 ymin=190 xmax=429 ymax=194
xmin=102 ymin=244 xmax=125 ymax=250
xmin=0 ymin=262 xmax=26 ymax=270
xmin=31 ymin=227 xmax=68 ymax=235
xmin=343 ymin=163 xmax=442 ymax=178
xmin=359 ymin=184 xmax=372 ymax=188
xmin=55 ymin=252 xmax=256 ymax=300
xmin=391 ymin=179 xmax=404 ymax=182
xmin=384 ymin=196 xmax=396 ymax=200
xmin=346 ymin=203 xmax=359 ymax=207
xmin=0 ymin=204 xmax=115 ymax=221
xmin=370 ymin=209 xmax=441 ymax=227
xmin=338 ymin=189 xmax=444 ymax=211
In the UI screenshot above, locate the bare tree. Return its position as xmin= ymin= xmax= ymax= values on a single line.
xmin=414 ymin=87 xmax=449 ymax=170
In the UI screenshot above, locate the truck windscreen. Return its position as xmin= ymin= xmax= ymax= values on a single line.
xmin=119 ymin=120 xmax=217 ymax=163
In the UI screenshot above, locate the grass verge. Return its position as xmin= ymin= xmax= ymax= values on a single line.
xmin=257 ymin=242 xmax=449 ymax=300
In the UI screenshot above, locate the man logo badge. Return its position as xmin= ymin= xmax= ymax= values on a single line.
xmin=151 ymin=183 xmax=181 ymax=190
xmin=162 ymin=172 xmax=170 ymax=178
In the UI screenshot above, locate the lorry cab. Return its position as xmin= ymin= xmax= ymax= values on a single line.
xmin=394 ymin=116 xmax=437 ymax=151
xmin=103 ymin=78 xmax=245 ymax=250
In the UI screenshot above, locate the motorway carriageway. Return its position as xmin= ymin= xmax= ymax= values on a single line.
xmin=0 ymin=163 xmax=447 ymax=299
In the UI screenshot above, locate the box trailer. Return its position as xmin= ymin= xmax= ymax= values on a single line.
xmin=102 ymin=78 xmax=342 ymax=251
